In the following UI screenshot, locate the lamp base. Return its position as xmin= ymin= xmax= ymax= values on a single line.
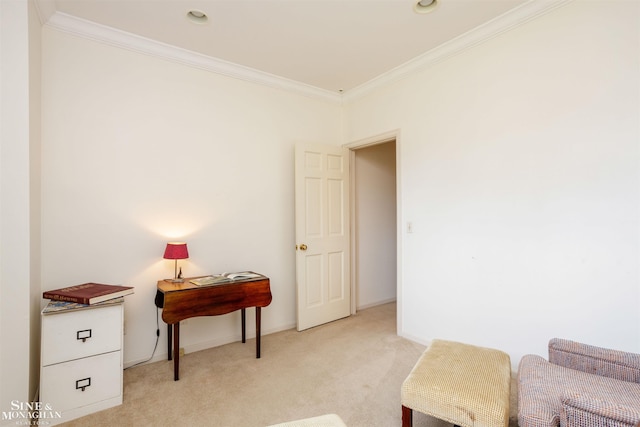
xmin=167 ymin=278 xmax=184 ymax=283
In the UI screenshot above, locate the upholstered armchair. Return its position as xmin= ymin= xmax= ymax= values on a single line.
xmin=518 ymin=338 xmax=640 ymax=427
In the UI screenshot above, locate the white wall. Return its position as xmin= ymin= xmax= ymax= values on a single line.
xmin=354 ymin=142 xmax=397 ymax=309
xmin=0 ymin=0 xmax=41 ymax=418
xmin=28 ymin=0 xmax=640 ymax=387
xmin=41 ymin=28 xmax=342 ymax=366
xmin=28 ymin=0 xmax=42 ymax=401
xmin=344 ymin=0 xmax=639 ymax=368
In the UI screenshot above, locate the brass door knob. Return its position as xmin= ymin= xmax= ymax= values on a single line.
xmin=299 ymin=244 xmax=308 ymax=251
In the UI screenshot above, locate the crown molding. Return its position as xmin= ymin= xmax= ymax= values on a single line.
xmin=343 ymin=0 xmax=574 ymax=102
xmin=43 ymin=11 xmax=343 ymax=104
xmin=32 ymin=0 xmax=56 ymax=26
xmin=41 ymin=0 xmax=573 ymax=104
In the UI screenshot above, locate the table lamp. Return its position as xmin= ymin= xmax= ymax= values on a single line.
xmin=163 ymin=242 xmax=189 ymax=283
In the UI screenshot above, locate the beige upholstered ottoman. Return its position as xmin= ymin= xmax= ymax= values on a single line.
xmin=401 ymin=339 xmax=511 ymax=427
xmin=267 ymin=414 xmax=347 ymax=427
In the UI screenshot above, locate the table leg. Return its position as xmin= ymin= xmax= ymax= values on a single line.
xmin=167 ymin=324 xmax=172 ymax=361
xmin=241 ymin=308 xmax=246 ymax=343
xmin=256 ymin=307 xmax=261 ymax=359
xmin=402 ymin=405 xmax=412 ymax=427
xmin=173 ymin=322 xmax=180 ymax=381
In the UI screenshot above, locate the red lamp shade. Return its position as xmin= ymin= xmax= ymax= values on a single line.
xmin=163 ymin=242 xmax=189 ymax=260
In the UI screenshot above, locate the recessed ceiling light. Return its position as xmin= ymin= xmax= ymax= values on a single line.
xmin=414 ymin=0 xmax=438 ymax=14
xmin=187 ymin=9 xmax=208 ymax=24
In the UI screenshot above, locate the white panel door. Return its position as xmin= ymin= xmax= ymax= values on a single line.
xmin=295 ymin=143 xmax=350 ymax=331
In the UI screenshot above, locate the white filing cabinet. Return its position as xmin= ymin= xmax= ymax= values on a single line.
xmin=40 ymin=299 xmax=124 ymax=425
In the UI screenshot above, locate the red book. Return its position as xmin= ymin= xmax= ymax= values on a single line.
xmin=43 ymin=283 xmax=134 ymax=305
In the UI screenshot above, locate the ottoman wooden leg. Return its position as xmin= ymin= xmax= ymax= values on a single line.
xmin=402 ymin=405 xmax=412 ymax=427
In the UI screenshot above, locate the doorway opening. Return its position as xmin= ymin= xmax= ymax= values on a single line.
xmin=350 ymin=138 xmax=397 ymax=312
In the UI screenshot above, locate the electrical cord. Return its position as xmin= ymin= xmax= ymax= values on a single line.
xmin=124 ymin=306 xmax=160 ymax=370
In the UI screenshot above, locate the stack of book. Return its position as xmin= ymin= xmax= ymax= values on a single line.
xmin=43 ymin=283 xmax=134 ymax=305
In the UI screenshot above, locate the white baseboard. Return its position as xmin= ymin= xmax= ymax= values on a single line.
xmin=399 ymin=332 xmax=430 ymax=347
xmin=123 ymin=322 xmax=296 ymax=369
xmin=356 ymin=298 xmax=397 ymax=311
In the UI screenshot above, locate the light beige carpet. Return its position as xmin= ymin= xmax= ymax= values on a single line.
xmin=61 ymin=303 xmax=518 ymax=427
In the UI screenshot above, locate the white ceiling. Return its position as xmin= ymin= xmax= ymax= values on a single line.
xmin=37 ymin=0 xmax=537 ymax=94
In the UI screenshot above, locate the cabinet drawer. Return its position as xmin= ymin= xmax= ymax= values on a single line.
xmin=41 ymin=304 xmax=122 ymax=366
xmin=40 ymin=350 xmax=122 ymax=413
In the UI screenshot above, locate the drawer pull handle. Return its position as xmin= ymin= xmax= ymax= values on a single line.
xmin=77 ymin=329 xmax=92 ymax=342
xmin=76 ymin=377 xmax=91 ymax=391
